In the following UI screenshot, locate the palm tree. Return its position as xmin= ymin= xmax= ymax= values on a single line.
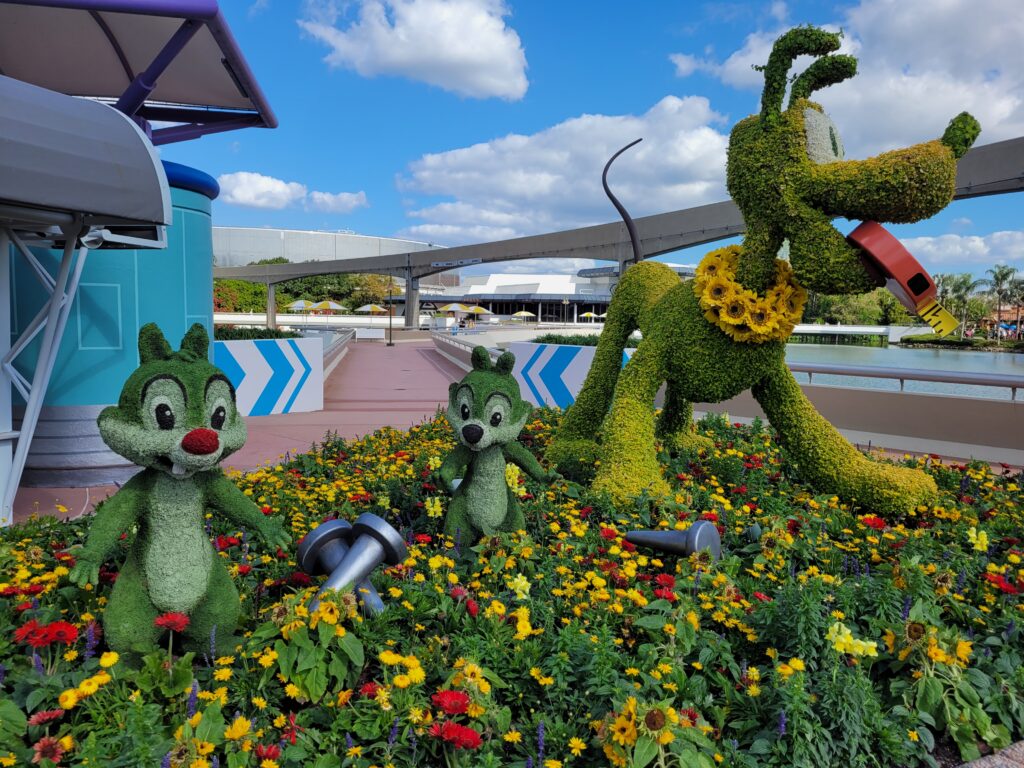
xmin=981 ymin=264 xmax=1018 ymax=335
xmin=949 ymin=273 xmax=984 ymax=338
xmin=1009 ymin=278 xmax=1024 ymax=339
xmin=933 ymin=273 xmax=954 ymax=307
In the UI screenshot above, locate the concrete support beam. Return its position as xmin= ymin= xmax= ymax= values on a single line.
xmin=404 ymin=269 xmax=419 ymax=329
xmin=266 ymin=282 xmax=276 ymax=330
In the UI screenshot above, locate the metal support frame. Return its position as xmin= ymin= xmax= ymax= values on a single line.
xmin=115 ymin=19 xmax=202 ymax=117
xmin=403 ymin=267 xmax=420 ymax=330
xmin=1 ymin=223 xmax=88 ymax=525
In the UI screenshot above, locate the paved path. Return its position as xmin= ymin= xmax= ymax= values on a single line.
xmin=11 ymin=340 xmax=463 ymax=524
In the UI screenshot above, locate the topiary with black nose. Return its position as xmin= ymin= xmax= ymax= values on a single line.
xmin=437 ymin=346 xmax=560 ymax=541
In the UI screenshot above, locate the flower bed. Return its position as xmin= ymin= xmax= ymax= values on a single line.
xmin=1 ymin=412 xmax=1022 ymax=767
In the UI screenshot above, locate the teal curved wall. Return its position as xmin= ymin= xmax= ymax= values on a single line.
xmin=11 ymin=182 xmax=214 ymax=406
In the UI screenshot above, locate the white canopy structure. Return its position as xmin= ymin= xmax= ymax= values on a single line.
xmin=1 ymin=75 xmax=171 ymax=524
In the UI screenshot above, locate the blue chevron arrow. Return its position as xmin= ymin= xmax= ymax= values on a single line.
xmin=282 ymin=339 xmax=312 ymax=414
xmin=251 ymin=340 xmax=293 ymax=416
xmin=213 ymin=342 xmax=246 ymax=392
xmin=539 ymin=346 xmax=580 ymax=409
xmin=520 ymin=344 xmax=547 ymax=406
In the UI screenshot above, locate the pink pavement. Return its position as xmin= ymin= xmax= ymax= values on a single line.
xmin=11 ymin=339 xmax=464 ymax=524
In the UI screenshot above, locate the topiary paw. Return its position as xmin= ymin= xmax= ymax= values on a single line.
xmin=592 ymin=466 xmax=670 ymax=505
xmin=545 ymin=438 xmax=602 ymax=484
xmin=856 ymin=461 xmax=938 ymax=518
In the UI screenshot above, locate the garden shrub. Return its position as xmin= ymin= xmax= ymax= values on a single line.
xmin=214 ymin=326 xmax=301 ymax=341
xmin=548 ymin=25 xmax=977 ymax=517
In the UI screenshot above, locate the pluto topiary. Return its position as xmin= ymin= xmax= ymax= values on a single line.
xmin=547 ymin=26 xmax=979 ymax=516
xmin=438 ymin=347 xmax=558 ymax=541
xmin=68 ymin=324 xmax=290 ymax=656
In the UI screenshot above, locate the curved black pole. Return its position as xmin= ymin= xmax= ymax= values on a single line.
xmin=602 ymin=138 xmax=643 ymax=265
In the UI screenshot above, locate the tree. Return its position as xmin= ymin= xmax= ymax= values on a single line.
xmin=981 ymin=264 xmax=1017 ymax=331
xmin=1009 ymin=278 xmax=1024 ymax=337
xmin=876 ymin=289 xmax=914 ymax=325
xmin=948 ymin=273 xmax=984 ymax=338
xmin=348 ymin=273 xmax=402 ymax=310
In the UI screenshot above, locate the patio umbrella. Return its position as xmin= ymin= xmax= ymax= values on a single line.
xmin=287 ymin=299 xmax=314 ymax=311
xmin=579 ymin=311 xmax=598 ymax=320
xmin=465 ymin=305 xmax=493 ymax=315
xmin=438 ymin=303 xmax=471 ymax=313
xmin=355 ymin=304 xmax=388 ymax=313
xmin=512 ymin=310 xmax=536 ymax=318
xmin=597 ymin=312 xmax=608 ymax=319
xmin=312 ymin=300 xmax=347 ymax=312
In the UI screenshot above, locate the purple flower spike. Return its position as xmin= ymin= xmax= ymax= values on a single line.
xmin=389 ymin=718 xmax=399 ymax=746
xmin=537 ymin=720 xmax=545 ymax=762
xmin=901 ymin=595 xmax=912 ymax=620
xmin=187 ymin=680 xmax=198 ymax=717
xmin=84 ymin=621 xmax=98 ymax=660
xmin=161 ymin=754 xmax=172 ymax=768
xmin=778 ymin=709 xmax=787 ymax=736
xmin=32 ymin=652 xmax=44 ymax=675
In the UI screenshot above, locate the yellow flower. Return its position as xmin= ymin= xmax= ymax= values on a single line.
xmin=99 ymin=651 xmax=119 ymax=668
xmin=214 ymin=667 xmax=232 ymax=681
xmin=908 ymin=730 xmax=919 ymax=741
xmin=544 ymin=760 xmax=563 ymax=768
xmin=251 ymin=696 xmax=268 ymax=710
xmin=610 ymin=715 xmax=638 ymax=747
xmin=58 ymin=689 xmax=79 ymax=710
xmin=788 ymin=658 xmax=805 ymax=672
xmin=63 ymin=649 xmax=78 ymax=662
xmin=346 ymin=746 xmax=362 ymax=758
xmin=504 ymin=730 xmax=523 ymax=744
xmin=393 ymin=674 xmax=411 ymax=689
xmin=507 ymin=573 xmax=531 ymax=600
xmin=568 ymin=737 xmax=586 ymax=756
xmin=224 ymin=716 xmax=251 ymax=741
xmin=746 ymin=683 xmax=761 ymax=697
xmin=955 ymin=639 xmax=973 ymax=665
xmin=78 ymin=678 xmax=99 ymax=696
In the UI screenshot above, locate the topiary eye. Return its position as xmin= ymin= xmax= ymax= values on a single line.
xmin=155 ymin=403 xmax=175 ymax=430
xmin=490 ymin=412 xmax=502 ymax=427
xmin=460 ymin=404 xmax=470 ymax=420
xmin=211 ymin=406 xmax=226 ymax=430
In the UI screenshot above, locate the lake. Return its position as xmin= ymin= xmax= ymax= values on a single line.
xmin=785 ymin=344 xmax=1024 ymax=400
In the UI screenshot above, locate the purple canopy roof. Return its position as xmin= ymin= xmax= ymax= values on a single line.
xmin=0 ymin=0 xmax=277 ymax=144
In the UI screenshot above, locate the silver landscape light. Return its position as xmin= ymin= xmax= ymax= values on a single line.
xmin=625 ymin=520 xmax=722 ymax=561
xmin=297 ymin=514 xmax=408 ymax=615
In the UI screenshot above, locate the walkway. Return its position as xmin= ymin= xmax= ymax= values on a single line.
xmin=11 ymin=340 xmax=463 ymax=524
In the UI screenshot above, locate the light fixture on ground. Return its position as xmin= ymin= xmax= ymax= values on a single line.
xmin=296 ymin=519 xmax=386 ymax=614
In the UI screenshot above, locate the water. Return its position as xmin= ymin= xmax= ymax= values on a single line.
xmin=784 ymin=344 xmax=1024 ymax=400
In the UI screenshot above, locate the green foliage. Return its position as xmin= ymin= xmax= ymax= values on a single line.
xmin=214 ymin=326 xmax=301 ymax=341
xmin=549 ymin=24 xmax=975 ymax=516
xmin=439 ymin=347 xmax=556 ymax=541
xmin=69 ymin=324 xmax=289 ymax=655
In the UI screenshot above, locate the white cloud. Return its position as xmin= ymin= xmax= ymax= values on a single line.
xmin=299 ymin=0 xmax=528 ymax=100
xmin=219 ymin=172 xmax=307 ymax=209
xmin=669 ymin=53 xmax=704 ymax=78
xmin=218 ymin=171 xmax=367 ymax=213
xmin=308 ymin=190 xmax=369 ymax=213
xmin=694 ymin=0 xmax=1023 ymax=155
xmin=768 ymin=1 xmax=787 ymax=22
xmin=901 ymin=231 xmax=1024 ymax=269
xmin=398 ymin=95 xmax=729 ymax=245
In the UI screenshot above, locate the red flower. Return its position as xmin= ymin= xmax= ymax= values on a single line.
xmin=360 ymin=682 xmax=381 ymax=698
xmin=654 ymin=574 xmax=676 ymax=589
xmin=32 ymin=736 xmax=65 ymax=765
xmin=261 ymin=505 xmax=273 ymax=515
xmin=430 ymin=720 xmax=481 ymax=749
xmin=46 ymin=621 xmax=78 ymax=646
xmin=599 ymin=528 xmax=618 ymax=541
xmin=14 ymin=619 xmax=51 ymax=649
xmin=861 ymin=515 xmax=886 ymax=530
xmin=653 ymin=587 xmax=677 ymax=603
xmin=154 ymin=612 xmax=190 ymax=633
xmin=431 ymin=689 xmax=470 ymax=715
xmin=983 ymin=573 xmax=1019 ymax=595
xmin=237 ymin=564 xmax=252 ymax=575
xmin=15 ymin=601 xmax=33 ymax=612
xmin=414 ymin=534 xmax=433 ymax=544
xmin=450 ymin=586 xmax=468 ymax=600
xmin=578 ymin=506 xmax=593 ymax=519
xmin=216 ymin=535 xmax=240 ymax=550
xmin=255 ymin=743 xmax=281 ymax=760
xmin=466 ymin=598 xmax=479 ymax=617
xmin=27 ymin=709 xmax=64 ymax=726
xmin=753 ymin=591 xmax=773 ymax=603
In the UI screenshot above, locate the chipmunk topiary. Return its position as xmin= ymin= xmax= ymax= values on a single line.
xmin=438 ymin=347 xmax=558 ymax=540
xmin=547 ymin=26 xmax=980 ymax=516
xmin=68 ymin=324 xmax=290 ymax=656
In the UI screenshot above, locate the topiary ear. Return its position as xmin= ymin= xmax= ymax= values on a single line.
xmin=449 ymin=382 xmax=458 ymax=399
xmin=179 ymin=324 xmax=210 ymax=359
xmin=471 ymin=346 xmax=492 ymax=371
xmin=495 ymin=351 xmax=515 ymax=375
xmin=138 ymin=323 xmax=172 ymax=363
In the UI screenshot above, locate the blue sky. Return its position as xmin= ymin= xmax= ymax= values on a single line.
xmin=161 ymin=0 xmax=1023 ymax=279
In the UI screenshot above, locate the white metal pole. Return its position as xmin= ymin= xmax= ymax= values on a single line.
xmin=2 ymin=227 xmax=86 ymax=519
xmin=0 ymin=230 xmax=13 ymax=526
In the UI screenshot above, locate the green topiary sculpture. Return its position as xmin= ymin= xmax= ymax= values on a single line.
xmin=548 ymin=26 xmax=980 ymax=516
xmin=68 ymin=323 xmax=290 ymax=656
xmin=438 ymin=347 xmax=558 ymax=541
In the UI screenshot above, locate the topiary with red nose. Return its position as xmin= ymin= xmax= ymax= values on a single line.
xmin=69 ymin=323 xmax=290 ymax=659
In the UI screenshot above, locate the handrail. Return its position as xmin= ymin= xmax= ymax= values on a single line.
xmin=788 ymin=362 xmax=1022 ymax=401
